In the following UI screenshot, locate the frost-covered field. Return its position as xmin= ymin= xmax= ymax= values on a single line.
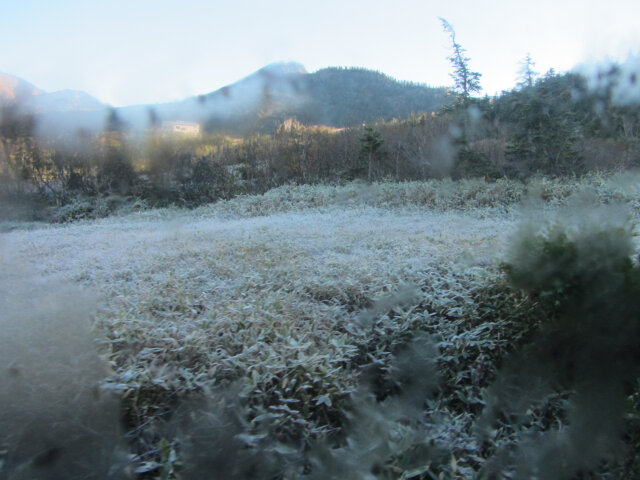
xmin=2 ymin=177 xmax=640 ymax=478
xmin=1 ymin=201 xmax=514 ymax=388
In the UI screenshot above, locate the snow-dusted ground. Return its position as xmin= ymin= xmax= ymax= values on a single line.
xmin=1 ymin=205 xmax=514 ymax=304
xmin=1 ymin=204 xmax=517 ymax=383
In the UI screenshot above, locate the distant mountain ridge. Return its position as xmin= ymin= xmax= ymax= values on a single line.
xmin=0 ymin=73 xmax=43 ymax=102
xmin=1 ymin=63 xmax=450 ymax=136
xmin=119 ymin=62 xmax=450 ymax=135
xmin=0 ymin=72 xmax=104 ymax=113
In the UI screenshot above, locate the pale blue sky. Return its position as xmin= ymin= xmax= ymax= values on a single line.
xmin=2 ymin=0 xmax=639 ymax=106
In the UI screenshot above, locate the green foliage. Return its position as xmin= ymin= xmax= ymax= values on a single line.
xmin=504 ymin=72 xmax=584 ymax=176
xmin=505 ymin=218 xmax=635 ymax=308
xmin=359 ymin=125 xmax=384 ymax=155
xmin=297 ymin=67 xmax=450 ymax=128
xmin=358 ymin=125 xmax=386 ymax=181
xmin=454 ymin=147 xmax=500 ymax=179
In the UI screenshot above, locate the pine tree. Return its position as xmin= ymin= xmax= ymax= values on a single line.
xmin=506 ymin=72 xmax=582 ymax=176
xmin=440 ymin=18 xmax=482 ymax=104
xmin=517 ymin=53 xmax=538 ymax=89
xmin=439 ymin=19 xmax=486 ymax=176
xmin=359 ymin=125 xmax=384 ymax=182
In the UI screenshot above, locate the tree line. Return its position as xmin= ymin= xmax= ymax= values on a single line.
xmin=1 ymin=23 xmax=639 ymax=220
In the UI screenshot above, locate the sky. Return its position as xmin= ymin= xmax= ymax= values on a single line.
xmin=2 ymin=0 xmax=639 ymax=107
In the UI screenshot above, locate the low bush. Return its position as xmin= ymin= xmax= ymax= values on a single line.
xmin=482 ymin=202 xmax=640 ymax=478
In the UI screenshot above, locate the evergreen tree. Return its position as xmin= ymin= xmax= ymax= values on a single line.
xmin=439 ymin=19 xmax=487 ymax=176
xmin=506 ymin=72 xmax=583 ymax=176
xmin=517 ymin=53 xmax=538 ymax=89
xmin=359 ymin=125 xmax=385 ymax=182
xmin=440 ymin=18 xmax=482 ymax=104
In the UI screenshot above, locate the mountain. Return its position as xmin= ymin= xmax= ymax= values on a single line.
xmin=291 ymin=67 xmax=449 ymax=127
xmin=118 ymin=62 xmax=449 ymax=135
xmin=0 ymin=72 xmax=43 ymax=103
xmin=0 ymin=72 xmax=107 ymax=136
xmin=30 ymin=89 xmax=105 ymax=113
xmin=1 ymin=63 xmax=450 ymax=137
xmin=116 ymin=61 xmax=311 ymax=133
xmin=0 ymin=73 xmax=104 ymax=112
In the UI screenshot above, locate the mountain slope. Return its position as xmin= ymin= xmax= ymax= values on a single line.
xmin=0 ymin=73 xmax=104 ymax=113
xmin=292 ymin=67 xmax=449 ymax=127
xmin=30 ymin=89 xmax=105 ymax=113
xmin=117 ymin=62 xmax=449 ymax=135
xmin=116 ymin=61 xmax=310 ymax=133
xmin=2 ymin=64 xmax=450 ymax=136
xmin=0 ymin=72 xmax=43 ymax=103
xmin=197 ymin=65 xmax=450 ymax=134
xmin=0 ymin=73 xmax=109 ymax=137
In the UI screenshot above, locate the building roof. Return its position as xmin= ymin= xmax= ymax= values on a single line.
xmin=162 ymin=120 xmax=200 ymax=127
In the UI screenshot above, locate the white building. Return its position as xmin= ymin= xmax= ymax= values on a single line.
xmin=162 ymin=120 xmax=201 ymax=136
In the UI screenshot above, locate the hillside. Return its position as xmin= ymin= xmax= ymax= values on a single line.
xmin=29 ymin=89 xmax=105 ymax=113
xmin=292 ymin=67 xmax=449 ymax=127
xmin=0 ymin=72 xmax=43 ymax=102
xmin=0 ymin=73 xmax=103 ymax=113
xmin=117 ymin=61 xmax=311 ymax=134
xmin=1 ymin=63 xmax=449 ymax=137
xmin=150 ymin=64 xmax=450 ymax=135
xmin=0 ymin=72 xmax=106 ymax=136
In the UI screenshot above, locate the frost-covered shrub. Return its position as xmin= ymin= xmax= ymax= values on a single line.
xmin=483 ymin=202 xmax=640 ymax=478
xmin=49 ymin=195 xmax=148 ymax=223
xmin=505 ymin=205 xmax=636 ymax=309
xmin=51 ymin=198 xmax=95 ymax=222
